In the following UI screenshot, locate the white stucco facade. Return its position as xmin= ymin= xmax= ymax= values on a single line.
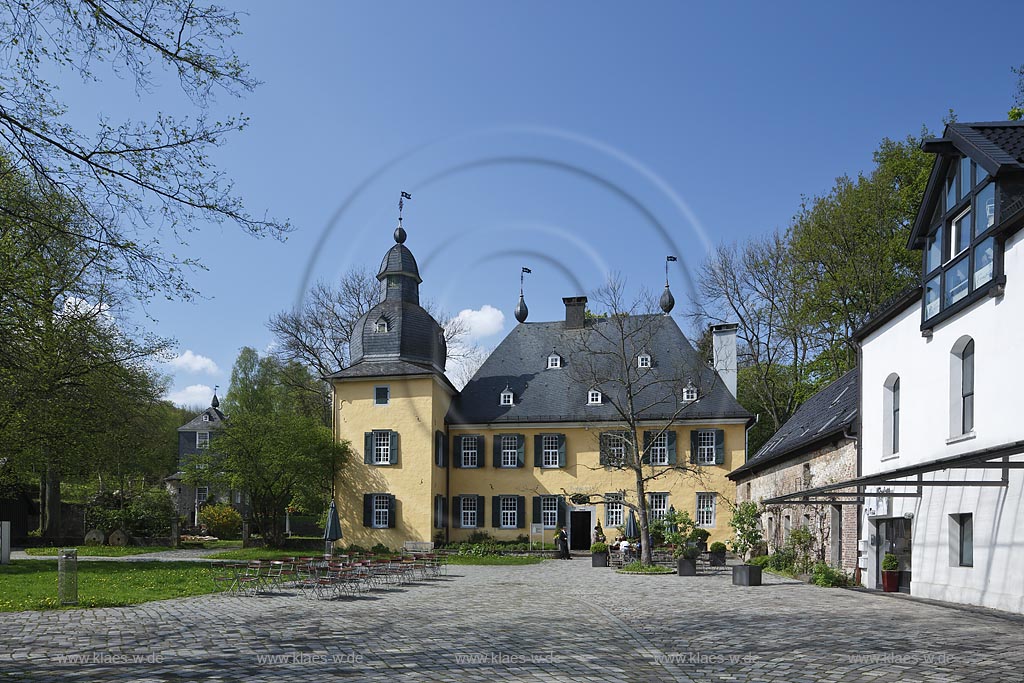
xmin=859 ymin=228 xmax=1024 ymax=613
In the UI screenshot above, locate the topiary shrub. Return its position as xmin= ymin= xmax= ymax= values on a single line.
xmin=198 ymin=503 xmax=242 ymax=539
xmin=590 ymin=542 xmax=608 ymax=553
xmin=881 ymin=552 xmax=899 ymax=571
xmin=709 ymin=541 xmax=727 ymax=553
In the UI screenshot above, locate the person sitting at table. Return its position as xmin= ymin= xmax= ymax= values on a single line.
xmin=619 ymin=538 xmax=631 ymax=560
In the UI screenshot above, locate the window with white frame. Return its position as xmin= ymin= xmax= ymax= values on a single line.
xmin=500 ymin=389 xmax=513 ymax=406
xmin=547 ymin=354 xmax=561 ymax=369
xmin=541 ymin=496 xmax=558 ymax=528
xmin=605 ymin=493 xmax=623 ymax=527
xmin=500 ymin=497 xmax=517 ymax=528
xmin=649 ymin=432 xmax=668 ymax=465
xmin=461 ymin=436 xmax=478 ymax=468
xmin=373 ymin=494 xmax=390 ymax=528
xmin=882 ymin=374 xmax=901 ymax=456
xmin=682 ymin=385 xmax=698 ymax=402
xmin=196 ymin=432 xmax=210 ymax=449
xmin=195 ymin=486 xmax=209 ymax=504
xmin=648 ymin=493 xmax=668 ymax=521
xmin=461 ymin=496 xmax=477 ymax=528
xmin=696 ymin=493 xmax=716 ymax=527
xmin=606 ymin=432 xmax=626 ymax=465
xmin=696 ymin=430 xmax=716 ymax=464
xmin=202 ymin=414 xmax=209 ymax=422
xmin=950 ymin=337 xmax=975 ymax=438
xmin=638 ymin=353 xmax=651 ymax=368
xmin=375 ymin=318 xmax=388 ymax=333
xmin=374 ymin=386 xmax=390 ymax=406
xmin=374 ymin=431 xmax=391 ymax=465
xmin=588 ymin=390 xmax=602 ymax=405
xmin=542 ymin=434 xmax=559 ymax=468
xmin=501 ymin=435 xmax=518 ymax=468
xmin=951 ymin=512 xmax=973 ymax=567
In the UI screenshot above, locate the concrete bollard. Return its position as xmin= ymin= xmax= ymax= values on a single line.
xmin=1 ymin=521 xmax=10 ymax=565
xmin=58 ymin=548 xmax=78 ymax=605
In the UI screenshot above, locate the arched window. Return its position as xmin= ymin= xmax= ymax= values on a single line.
xmin=883 ymin=373 xmax=900 ymax=456
xmin=950 ymin=337 xmax=975 ymax=438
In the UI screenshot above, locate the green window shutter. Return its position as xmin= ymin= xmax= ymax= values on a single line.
xmin=477 ymin=435 xmax=486 ymax=468
xmin=516 ymin=434 xmax=525 ymax=468
xmin=556 ymin=497 xmax=567 ymax=528
xmin=667 ymin=430 xmax=677 ymax=465
xmin=532 ymin=496 xmax=542 ymax=524
xmin=533 ymin=435 xmax=543 ymax=467
xmin=453 ymin=436 xmax=462 ymax=468
xmin=364 ymin=432 xmax=373 ymax=464
xmin=451 ymin=496 xmax=461 ymax=529
xmin=599 ymin=432 xmax=609 ymax=466
xmin=493 ymin=435 xmax=502 ymax=468
xmin=435 ymin=431 xmax=446 ymax=468
xmin=714 ymin=429 xmax=726 ymax=465
xmin=433 ymin=494 xmax=440 ymax=528
xmin=492 ymin=496 xmax=501 ymax=528
xmin=516 ymin=496 xmax=526 ymax=529
xmin=389 ymin=431 xmax=399 ymax=465
xmin=641 ymin=431 xmax=652 ymax=465
xmin=386 ymin=494 xmax=396 ymax=528
xmin=362 ymin=494 xmax=373 ymax=527
xmin=690 ymin=430 xmax=699 ymax=465
xmin=477 ymin=495 xmax=486 ymax=528
xmin=557 ymin=434 xmax=566 ymax=467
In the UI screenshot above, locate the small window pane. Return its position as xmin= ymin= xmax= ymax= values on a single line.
xmin=924 ymin=276 xmax=941 ymax=318
xmin=649 ymin=433 xmax=668 ymax=465
xmin=953 ymin=210 xmax=971 ymax=257
xmin=501 ymin=435 xmax=518 ymax=467
xmin=975 ymin=182 xmax=995 ymax=233
xmin=648 ymin=493 xmax=667 ymax=521
xmin=944 ymin=257 xmax=969 ymax=307
xmin=945 ymin=171 xmax=956 ymax=212
xmin=959 ymin=514 xmax=973 ymax=567
xmin=541 ymin=497 xmax=558 ymax=528
xmin=375 ymin=387 xmax=389 ymax=405
xmin=973 ymin=237 xmax=995 ymax=289
xmin=975 ymin=163 xmax=988 ymax=186
xmin=959 ymin=157 xmax=971 ymax=200
xmin=925 ymin=229 xmax=942 ymax=273
xmin=542 ymin=434 xmax=559 ymax=467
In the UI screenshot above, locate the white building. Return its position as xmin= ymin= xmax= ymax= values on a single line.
xmin=767 ymin=121 xmax=1024 ymax=613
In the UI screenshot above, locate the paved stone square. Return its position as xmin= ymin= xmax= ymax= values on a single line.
xmin=1 ymin=559 xmax=1022 ymax=682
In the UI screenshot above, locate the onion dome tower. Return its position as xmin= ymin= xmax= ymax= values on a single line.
xmin=660 ymin=255 xmax=677 ymax=315
xmin=515 ymin=266 xmax=531 ymax=323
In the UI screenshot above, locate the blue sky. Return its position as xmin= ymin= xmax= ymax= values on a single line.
xmin=62 ymin=1 xmax=1024 ymax=405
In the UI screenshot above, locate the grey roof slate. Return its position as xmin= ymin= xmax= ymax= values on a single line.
xmin=177 ymin=406 xmax=227 ymax=432
xmin=448 ymin=315 xmax=751 ymax=425
xmin=377 ymin=243 xmax=421 ymax=282
xmin=349 ymin=299 xmax=447 ymax=372
xmin=729 ymin=370 xmax=858 ymax=479
xmin=327 ymin=358 xmax=444 ymax=381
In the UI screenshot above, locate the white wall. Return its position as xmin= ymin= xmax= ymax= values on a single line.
xmin=860 ymin=229 xmax=1024 ymax=612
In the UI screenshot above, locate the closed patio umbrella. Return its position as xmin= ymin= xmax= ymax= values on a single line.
xmin=323 ymin=500 xmax=342 ymax=556
xmin=624 ymin=510 xmax=639 ymax=539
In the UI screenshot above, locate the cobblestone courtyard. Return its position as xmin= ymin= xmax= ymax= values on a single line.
xmin=2 ymin=559 xmax=1022 ymax=682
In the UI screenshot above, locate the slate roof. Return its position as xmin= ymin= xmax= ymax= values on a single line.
xmin=729 ymin=370 xmax=858 ymax=480
xmin=448 ymin=315 xmax=751 ymax=425
xmin=377 ymin=243 xmax=421 ymax=282
xmin=177 ymin=406 xmax=227 ymax=432
xmin=348 ymin=299 xmax=447 ymax=372
xmin=326 ymin=357 xmax=451 ymax=383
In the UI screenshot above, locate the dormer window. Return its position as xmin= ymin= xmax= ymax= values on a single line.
xmin=547 ymin=354 xmax=561 ymax=369
xmin=500 ymin=388 xmax=514 ymax=406
xmin=375 ymin=318 xmax=389 ymax=334
xmin=387 ymin=275 xmax=400 ymax=289
xmin=202 ymin=414 xmax=209 ymax=422
xmin=682 ymin=385 xmax=698 ymax=402
xmin=588 ymin=390 xmax=602 ymax=405
xmin=637 ymin=353 xmax=651 ymax=369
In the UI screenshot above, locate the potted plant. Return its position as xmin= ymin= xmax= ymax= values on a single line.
xmin=729 ymin=501 xmax=764 ymax=586
xmin=674 ymin=543 xmax=700 ymax=576
xmin=709 ymin=541 xmax=727 ymax=566
xmin=691 ymin=528 xmax=711 ymax=552
xmin=881 ymin=552 xmax=900 ymax=592
xmin=591 ymin=542 xmax=609 ymax=567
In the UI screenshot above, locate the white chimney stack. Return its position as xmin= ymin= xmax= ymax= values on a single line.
xmin=711 ymin=323 xmax=738 ymax=398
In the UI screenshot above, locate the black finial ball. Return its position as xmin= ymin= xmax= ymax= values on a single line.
xmin=394 ymin=225 xmax=407 ymax=244
xmin=659 ymin=285 xmax=675 ymax=314
xmin=515 ymin=295 xmax=529 ymax=323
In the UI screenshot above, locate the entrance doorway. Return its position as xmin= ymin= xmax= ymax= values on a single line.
xmin=875 ymin=517 xmax=912 ymax=593
xmin=569 ymin=510 xmax=591 ymax=551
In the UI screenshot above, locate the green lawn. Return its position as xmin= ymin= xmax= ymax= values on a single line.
xmin=0 ymin=561 xmax=219 ymax=611
xmin=24 ymin=546 xmax=175 ymax=557
xmin=206 ymin=548 xmax=310 ymax=561
xmin=445 ymin=554 xmax=544 ymax=565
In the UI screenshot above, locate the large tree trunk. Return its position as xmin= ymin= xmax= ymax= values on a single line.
xmin=42 ymin=463 xmax=62 ymax=539
xmin=635 ymin=471 xmax=652 ymax=566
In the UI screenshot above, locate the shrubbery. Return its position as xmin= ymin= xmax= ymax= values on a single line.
xmin=85 ymin=488 xmax=175 ymax=537
xmin=198 ymin=503 xmax=242 ymax=539
xmin=811 ymin=562 xmax=850 ymax=587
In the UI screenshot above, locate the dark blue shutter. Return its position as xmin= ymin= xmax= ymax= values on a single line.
xmin=386 ymin=495 xmax=396 ymax=528
xmin=452 ymin=496 xmax=461 ymax=528
xmin=477 ymin=435 xmax=485 ymax=468
xmin=493 ymin=435 xmax=502 ymax=468
xmin=453 ymin=436 xmax=462 ymax=468
xmin=389 ymin=431 xmax=399 ymax=465
xmin=690 ymin=430 xmax=699 ymax=465
xmin=714 ymin=429 xmax=725 ymax=465
xmin=557 ymin=434 xmax=566 ymax=467
xmin=532 ymin=496 xmax=542 ymax=525
xmin=476 ymin=495 xmax=486 ymax=528
xmin=364 ymin=432 xmax=373 ymax=464
xmin=642 ymin=431 xmax=652 ymax=464
xmin=516 ymin=435 xmax=525 ymax=468
xmin=533 ymin=435 xmax=542 ymax=467
xmin=492 ymin=496 xmax=500 ymax=528
xmin=666 ymin=430 xmax=677 ymax=465
xmin=516 ymin=496 xmax=526 ymax=529
xmin=362 ymin=494 xmax=373 ymax=527
xmin=556 ymin=497 xmax=567 ymax=528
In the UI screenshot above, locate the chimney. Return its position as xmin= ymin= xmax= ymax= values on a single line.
xmin=563 ymin=296 xmax=588 ymax=329
xmin=710 ymin=323 xmax=738 ymax=398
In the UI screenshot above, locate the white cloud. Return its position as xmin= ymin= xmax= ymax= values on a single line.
xmin=166 ymin=384 xmax=216 ymax=408
xmin=453 ymin=305 xmax=505 ymax=341
xmin=168 ymin=350 xmax=220 ymax=375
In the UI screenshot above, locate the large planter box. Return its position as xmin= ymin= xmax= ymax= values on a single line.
xmin=709 ymin=550 xmax=726 ymax=566
xmin=881 ymin=570 xmax=900 ymax=592
xmin=732 ymin=564 xmax=762 ymax=586
xmin=592 ymin=552 xmax=608 ymax=568
xmin=677 ymin=557 xmax=697 ymax=576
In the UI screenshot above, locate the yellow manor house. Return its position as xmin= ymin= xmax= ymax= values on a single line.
xmin=330 ymin=225 xmax=752 ymax=551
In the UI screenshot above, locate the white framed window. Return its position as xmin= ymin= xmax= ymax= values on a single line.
xmin=605 ymin=493 xmax=623 ymax=527
xmin=883 ymin=374 xmax=900 ymax=456
xmin=461 ymin=496 xmax=477 ymax=528
xmin=373 ymin=495 xmax=390 ymax=528
xmin=461 ymin=436 xmax=478 ymax=468
xmin=195 ymin=486 xmax=209 ymax=504
xmin=638 ymin=353 xmax=651 ymax=368
xmin=696 ymin=492 xmax=716 ymax=528
xmin=501 ymin=435 xmax=518 ymax=468
xmin=649 ymin=432 xmax=668 ymax=465
xmin=196 ymin=432 xmax=210 ymax=449
xmin=374 ymin=386 xmax=390 ymax=406
xmin=500 ymin=389 xmax=513 ymax=406
xmin=387 ymin=275 xmax=400 ymax=289
xmin=541 ymin=496 xmax=558 ymax=528
xmin=202 ymin=414 xmax=209 ymax=422
xmin=542 ymin=434 xmax=559 ymax=468
xmin=607 ymin=432 xmax=626 ymax=465
xmin=500 ymin=497 xmax=517 ymax=529
xmin=375 ymin=318 xmax=388 ymax=333
xmin=682 ymin=385 xmax=698 ymax=402
xmin=547 ymin=354 xmax=561 ymax=369
xmin=696 ymin=430 xmax=716 ymax=465
xmin=374 ymin=431 xmax=391 ymax=465
xmin=588 ymin=390 xmax=602 ymax=405
xmin=648 ymin=493 xmax=668 ymax=521
xmin=951 ymin=513 xmax=973 ymax=567
xmin=950 ymin=337 xmax=975 ymax=438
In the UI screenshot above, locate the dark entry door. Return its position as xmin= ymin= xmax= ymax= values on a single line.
xmin=876 ymin=518 xmax=912 ymax=593
xmin=570 ymin=511 xmax=591 ymax=551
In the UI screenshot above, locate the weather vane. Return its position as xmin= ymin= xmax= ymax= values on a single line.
xmin=665 ymin=255 xmax=677 ymax=286
xmin=520 ymin=266 xmax=532 ymax=295
xmin=398 ymin=191 xmax=412 ymax=225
